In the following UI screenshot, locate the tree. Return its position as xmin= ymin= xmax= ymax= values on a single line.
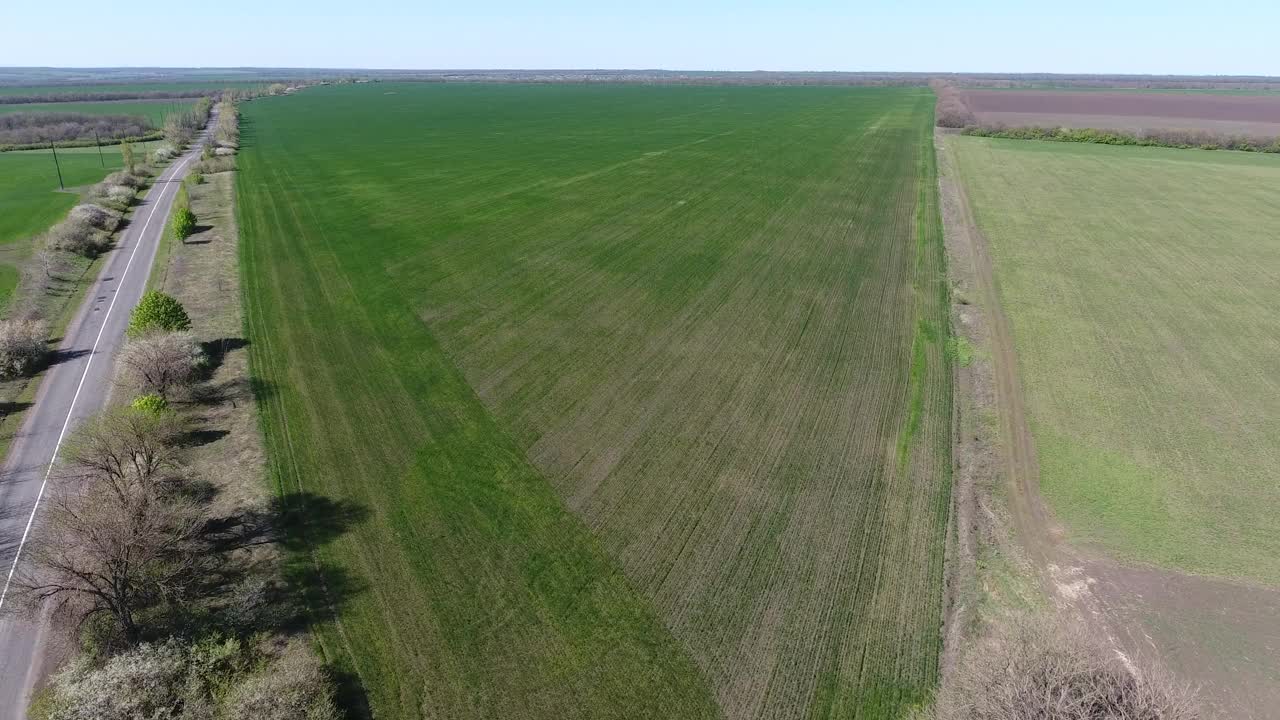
xmin=117 ymin=331 xmax=205 ymax=399
xmin=172 ymin=207 xmax=196 ymax=242
xmin=127 ymin=291 xmax=191 ymax=338
xmin=15 ymin=409 xmax=201 ymax=643
xmin=0 ymin=317 xmax=47 ymax=379
xmin=120 ymin=141 xmax=135 ymax=174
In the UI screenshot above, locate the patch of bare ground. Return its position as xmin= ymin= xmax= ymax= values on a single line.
xmin=962 ymin=90 xmax=1280 ymax=124
xmin=935 ymin=129 xmax=1280 ymax=719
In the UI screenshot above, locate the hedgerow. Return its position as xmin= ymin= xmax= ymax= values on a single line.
xmin=962 ymin=124 xmax=1280 ymax=153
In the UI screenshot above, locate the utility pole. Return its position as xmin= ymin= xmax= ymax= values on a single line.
xmin=93 ymin=129 xmax=105 ymax=168
xmin=50 ymin=142 xmax=65 ymax=191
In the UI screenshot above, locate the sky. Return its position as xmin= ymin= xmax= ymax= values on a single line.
xmin=2 ymin=0 xmax=1276 ymax=76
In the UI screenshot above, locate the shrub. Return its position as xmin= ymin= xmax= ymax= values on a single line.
xmin=47 ymin=216 xmax=107 ymax=257
xmin=963 ymin=123 xmax=1280 ymax=154
xmin=0 ymin=318 xmax=48 ymax=379
xmin=85 ymin=182 xmax=137 ymax=213
xmin=130 ymin=393 xmax=169 ymax=415
xmin=222 ymin=643 xmax=342 ymax=720
xmin=928 ymin=616 xmax=1198 ymax=720
xmin=45 ymin=641 xmax=190 ymax=720
xmin=127 ymin=291 xmax=192 ymax=337
xmin=117 ymin=331 xmax=205 ymax=399
xmin=214 ymin=146 xmax=235 ymax=157
xmin=69 ymin=204 xmax=121 ymax=233
xmin=196 ymin=156 xmax=236 ymax=175
xmin=172 ymin=207 xmax=196 ymax=241
xmin=102 ymin=171 xmax=142 ymax=188
xmin=40 ymin=637 xmax=340 ymax=720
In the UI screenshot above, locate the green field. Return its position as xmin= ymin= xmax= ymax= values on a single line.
xmin=238 ymin=83 xmax=951 ymax=719
xmin=0 ymin=146 xmax=124 ymax=246
xmin=950 ymin=136 xmax=1280 ymax=583
xmin=0 ymin=99 xmax=194 ymax=125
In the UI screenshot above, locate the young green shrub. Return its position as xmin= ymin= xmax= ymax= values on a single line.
xmin=127 ymin=291 xmax=192 ymax=338
xmin=172 ymin=207 xmax=197 ymax=241
xmin=130 ymin=393 xmax=169 ymax=415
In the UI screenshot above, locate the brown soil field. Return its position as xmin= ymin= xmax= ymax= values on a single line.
xmin=963 ymin=90 xmax=1280 ymax=133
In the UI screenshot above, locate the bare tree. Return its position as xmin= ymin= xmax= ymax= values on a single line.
xmin=13 ymin=409 xmax=200 ymax=643
xmin=116 ymin=331 xmax=205 ymax=400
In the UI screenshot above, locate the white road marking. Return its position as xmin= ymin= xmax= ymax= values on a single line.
xmin=0 ymin=152 xmax=196 ymax=611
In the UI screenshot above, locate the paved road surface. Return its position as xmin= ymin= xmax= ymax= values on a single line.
xmin=0 ymin=118 xmax=212 ymax=719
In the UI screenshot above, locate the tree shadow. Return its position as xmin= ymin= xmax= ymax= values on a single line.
xmin=44 ymin=347 xmax=90 ymax=370
xmin=201 ymin=337 xmax=249 ymax=374
xmin=172 ymin=492 xmax=370 ymax=642
xmin=179 ymin=428 xmax=229 ymax=448
xmin=249 ymin=376 xmax=277 ymax=403
xmin=329 ymin=666 xmax=374 ymax=720
xmin=0 ymin=401 xmax=33 ymax=417
xmin=183 ymin=224 xmax=215 ymax=244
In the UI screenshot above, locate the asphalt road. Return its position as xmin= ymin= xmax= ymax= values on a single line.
xmin=0 ymin=117 xmax=212 ymax=719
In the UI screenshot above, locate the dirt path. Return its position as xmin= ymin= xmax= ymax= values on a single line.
xmin=935 ymin=130 xmax=1280 ymax=719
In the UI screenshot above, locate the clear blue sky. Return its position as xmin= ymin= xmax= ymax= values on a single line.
xmin=2 ymin=0 xmax=1276 ymax=76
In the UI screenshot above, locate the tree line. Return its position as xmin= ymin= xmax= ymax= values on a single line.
xmin=0 ymin=112 xmax=156 ymax=148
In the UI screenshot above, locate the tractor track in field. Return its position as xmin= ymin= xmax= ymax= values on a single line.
xmin=936 ymin=130 xmax=1280 ymax=720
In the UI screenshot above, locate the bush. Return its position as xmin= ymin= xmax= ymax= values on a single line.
xmin=223 ymin=643 xmax=342 ymax=720
xmin=196 ymin=156 xmax=236 ymax=175
xmin=928 ymin=616 xmax=1198 ymax=720
xmin=84 ymin=182 xmax=138 ymax=213
xmin=127 ymin=291 xmax=192 ymax=338
xmin=44 ymin=640 xmax=190 ymax=720
xmin=47 ymin=216 xmax=108 ymax=257
xmin=40 ymin=637 xmax=341 ymax=720
xmin=0 ymin=318 xmax=47 ymax=379
xmin=172 ymin=208 xmax=196 ymax=241
xmin=962 ymin=123 xmax=1280 ymax=154
xmin=130 ymin=393 xmax=169 ymax=415
xmin=69 ymin=204 xmax=121 ymax=233
xmin=117 ymin=331 xmax=205 ymax=399
xmin=102 ymin=171 xmax=142 ymax=188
